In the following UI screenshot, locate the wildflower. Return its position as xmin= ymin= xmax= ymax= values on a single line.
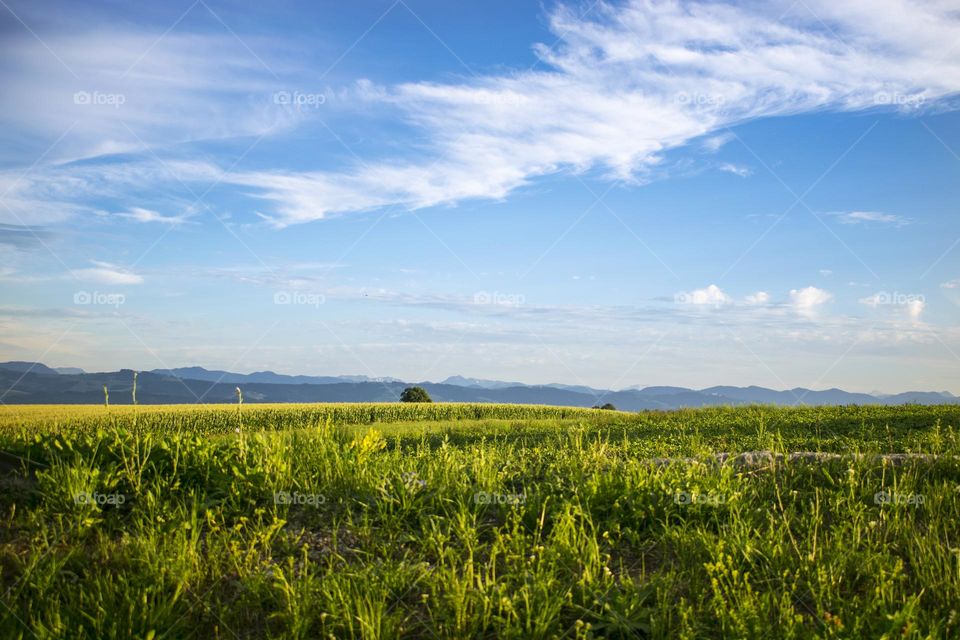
xmin=823 ymin=612 xmax=843 ymax=629
xmin=402 ymin=471 xmax=427 ymax=490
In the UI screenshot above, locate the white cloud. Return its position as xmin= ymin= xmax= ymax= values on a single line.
xmin=719 ymin=163 xmax=752 ymax=177
xmin=819 ymin=269 xmax=833 ymax=277
xmin=73 ymin=261 xmax=143 ymax=285
xmin=745 ymin=291 xmax=770 ymax=305
xmin=789 ymin=286 xmax=832 ymax=315
xmin=859 ymin=291 xmax=926 ymax=321
xmin=835 ymin=211 xmax=910 ymax=226
xmin=5 ymin=0 xmax=960 ymax=227
xmin=0 ymin=30 xmax=299 ymax=164
xmin=906 ymin=299 xmax=925 ymax=320
xmin=232 ymin=0 xmax=960 ymax=226
xmin=676 ymin=284 xmax=731 ymax=306
xmin=116 ymin=207 xmax=190 ymax=226
xmin=4 ymin=276 xmax=956 ymax=390
xmin=941 ymin=279 xmax=960 ymax=289
xmin=701 ymin=132 xmax=734 ymax=153
xmin=0 ymin=158 xmax=230 ymax=226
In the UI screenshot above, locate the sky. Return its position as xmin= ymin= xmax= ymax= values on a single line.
xmin=1 ymin=0 xmax=959 ymax=394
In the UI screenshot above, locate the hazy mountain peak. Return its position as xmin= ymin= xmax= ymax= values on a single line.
xmin=0 ymin=361 xmax=59 ymax=375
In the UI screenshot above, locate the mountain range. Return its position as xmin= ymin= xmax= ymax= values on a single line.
xmin=0 ymin=362 xmax=955 ymax=410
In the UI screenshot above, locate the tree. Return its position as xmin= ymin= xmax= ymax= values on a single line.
xmin=592 ymin=403 xmax=617 ymax=411
xmin=400 ymin=386 xmax=433 ymax=403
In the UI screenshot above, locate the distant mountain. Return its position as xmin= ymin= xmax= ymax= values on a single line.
xmin=0 ymin=361 xmax=59 ymax=376
xmin=437 ymin=376 xmax=607 ymax=395
xmin=883 ymin=391 xmax=956 ymax=404
xmin=631 ymin=385 xmax=697 ymax=396
xmin=439 ymin=375 xmax=523 ymax=389
xmin=1 ymin=362 xmax=958 ymax=409
xmin=150 ymin=367 xmax=403 ymax=386
xmin=543 ymin=383 xmax=612 ymax=395
xmin=54 ymin=367 xmax=86 ymax=375
xmin=700 ymin=385 xmax=878 ymax=405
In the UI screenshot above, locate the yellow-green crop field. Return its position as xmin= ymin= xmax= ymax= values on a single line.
xmin=2 ymin=403 xmax=960 ymax=639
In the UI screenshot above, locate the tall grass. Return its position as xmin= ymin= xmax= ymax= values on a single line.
xmin=0 ymin=404 xmax=958 ymax=638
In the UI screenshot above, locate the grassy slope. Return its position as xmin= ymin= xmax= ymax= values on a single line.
xmin=1 ymin=404 xmax=959 ymax=638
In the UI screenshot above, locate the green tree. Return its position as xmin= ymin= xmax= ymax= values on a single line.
xmin=592 ymin=403 xmax=617 ymax=410
xmin=400 ymin=386 xmax=433 ymax=403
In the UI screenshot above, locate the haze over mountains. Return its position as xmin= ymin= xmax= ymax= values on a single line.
xmin=0 ymin=362 xmax=955 ymax=410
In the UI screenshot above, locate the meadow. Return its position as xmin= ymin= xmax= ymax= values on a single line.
xmin=1 ymin=402 xmax=959 ymax=639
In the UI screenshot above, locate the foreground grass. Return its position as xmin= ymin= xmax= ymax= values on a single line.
xmin=1 ymin=404 xmax=959 ymax=638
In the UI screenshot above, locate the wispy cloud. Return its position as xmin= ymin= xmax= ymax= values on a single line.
xmin=0 ymin=224 xmax=53 ymax=248
xmin=718 ymin=163 xmax=752 ymax=177
xmin=834 ymin=211 xmax=911 ymax=226
xmin=0 ymin=29 xmax=299 ymax=164
xmin=115 ymin=207 xmax=191 ymax=226
xmin=229 ymin=0 xmax=960 ymax=226
xmin=0 ymin=159 xmax=220 ymax=225
xmin=73 ymin=261 xmax=143 ymax=285
xmin=5 ymin=0 xmax=960 ymax=227
xmin=700 ymin=132 xmax=734 ymax=153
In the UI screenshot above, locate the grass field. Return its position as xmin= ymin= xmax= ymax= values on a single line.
xmin=1 ymin=403 xmax=959 ymax=639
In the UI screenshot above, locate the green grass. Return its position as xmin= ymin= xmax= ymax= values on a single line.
xmin=1 ymin=403 xmax=960 ymax=638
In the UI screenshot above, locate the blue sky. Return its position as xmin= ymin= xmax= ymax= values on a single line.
xmin=1 ymin=0 xmax=959 ymax=393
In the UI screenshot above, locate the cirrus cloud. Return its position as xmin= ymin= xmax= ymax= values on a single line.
xmin=234 ymin=0 xmax=960 ymax=226
xmin=5 ymin=0 xmax=960 ymax=227
xmin=834 ymin=211 xmax=911 ymax=226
